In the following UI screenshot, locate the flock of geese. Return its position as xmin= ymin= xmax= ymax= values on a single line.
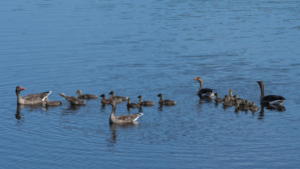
xmin=15 ymin=77 xmax=286 ymax=124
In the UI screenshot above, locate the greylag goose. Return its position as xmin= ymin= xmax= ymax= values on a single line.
xmin=157 ymin=93 xmax=176 ymax=106
xmin=59 ymin=93 xmax=85 ymax=106
xmin=109 ymin=101 xmax=143 ymax=124
xmin=194 ymin=77 xmax=216 ymax=99
xmin=15 ymin=86 xmax=52 ymax=105
xmin=137 ymin=95 xmax=154 ymax=106
xmin=100 ymin=94 xmax=111 ymax=105
xmin=127 ymin=98 xmax=141 ymax=109
xmin=76 ymin=90 xmax=98 ymax=99
xmin=257 ymin=81 xmax=285 ymax=107
xmin=109 ymin=91 xmax=128 ymax=103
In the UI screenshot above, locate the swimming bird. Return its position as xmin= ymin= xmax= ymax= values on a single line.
xmin=194 ymin=77 xmax=216 ymax=99
xmin=59 ymin=93 xmax=85 ymax=106
xmin=137 ymin=95 xmax=154 ymax=106
xmin=76 ymin=90 xmax=98 ymax=99
xmin=214 ymin=93 xmax=223 ymax=104
xmin=127 ymin=98 xmax=141 ymax=109
xmin=109 ymin=91 xmax=128 ymax=103
xmin=100 ymin=94 xmax=111 ymax=105
xmin=157 ymin=93 xmax=176 ymax=106
xmin=15 ymin=86 xmax=52 ymax=105
xmin=109 ymin=101 xmax=143 ymax=125
xmin=257 ymin=81 xmax=285 ymax=107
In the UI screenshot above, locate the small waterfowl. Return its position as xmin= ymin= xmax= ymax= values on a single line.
xmin=100 ymin=94 xmax=111 ymax=105
xmin=44 ymin=100 xmax=62 ymax=107
xmin=76 ymin=90 xmax=98 ymax=99
xmin=109 ymin=91 xmax=128 ymax=103
xmin=214 ymin=93 xmax=223 ymax=104
xmin=257 ymin=81 xmax=285 ymax=106
xmin=59 ymin=93 xmax=85 ymax=106
xmin=137 ymin=95 xmax=154 ymax=106
xmin=157 ymin=93 xmax=176 ymax=106
xmin=194 ymin=77 xmax=216 ymax=99
xmin=109 ymin=101 xmax=143 ymax=125
xmin=127 ymin=98 xmax=141 ymax=109
xmin=15 ymin=86 xmax=52 ymax=105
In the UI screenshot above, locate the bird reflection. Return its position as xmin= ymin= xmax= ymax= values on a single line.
xmin=15 ymin=104 xmax=23 ymax=120
xmin=108 ymin=123 xmax=138 ymax=144
xmin=258 ymin=103 xmax=286 ymax=120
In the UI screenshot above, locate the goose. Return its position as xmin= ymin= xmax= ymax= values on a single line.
xmin=257 ymin=81 xmax=285 ymax=106
xmin=194 ymin=77 xmax=216 ymax=99
xmin=100 ymin=94 xmax=111 ymax=105
xmin=109 ymin=101 xmax=143 ymax=125
xmin=109 ymin=91 xmax=128 ymax=103
xmin=137 ymin=95 xmax=154 ymax=106
xmin=59 ymin=93 xmax=85 ymax=106
xmin=127 ymin=98 xmax=141 ymax=109
xmin=76 ymin=90 xmax=98 ymax=99
xmin=15 ymin=86 xmax=52 ymax=105
xmin=157 ymin=93 xmax=176 ymax=106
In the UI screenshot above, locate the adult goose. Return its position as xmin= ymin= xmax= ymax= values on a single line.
xmin=257 ymin=81 xmax=285 ymax=106
xmin=109 ymin=91 xmax=128 ymax=103
xmin=59 ymin=93 xmax=85 ymax=106
xmin=194 ymin=77 xmax=216 ymax=99
xmin=137 ymin=95 xmax=154 ymax=106
xmin=76 ymin=90 xmax=98 ymax=99
xmin=109 ymin=101 xmax=143 ymax=125
xmin=157 ymin=93 xmax=176 ymax=106
xmin=15 ymin=86 xmax=52 ymax=105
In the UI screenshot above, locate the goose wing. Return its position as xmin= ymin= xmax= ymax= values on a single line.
xmin=23 ymin=91 xmax=52 ymax=101
xmin=116 ymin=113 xmax=143 ymax=122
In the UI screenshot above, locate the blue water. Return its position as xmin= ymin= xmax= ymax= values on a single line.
xmin=1 ymin=0 xmax=300 ymax=168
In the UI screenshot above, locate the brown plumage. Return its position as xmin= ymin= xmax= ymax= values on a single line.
xmin=76 ymin=90 xmax=98 ymax=99
xmin=127 ymin=98 xmax=141 ymax=109
xmin=15 ymin=86 xmax=52 ymax=105
xmin=100 ymin=94 xmax=111 ymax=105
xmin=109 ymin=101 xmax=143 ymax=124
xmin=157 ymin=93 xmax=176 ymax=106
xmin=138 ymin=95 xmax=154 ymax=106
xmin=59 ymin=93 xmax=85 ymax=106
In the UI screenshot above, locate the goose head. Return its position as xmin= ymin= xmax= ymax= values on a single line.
xmin=193 ymin=77 xmax=203 ymax=82
xmin=15 ymin=86 xmax=26 ymax=95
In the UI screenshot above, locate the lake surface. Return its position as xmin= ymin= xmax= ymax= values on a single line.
xmin=1 ymin=0 xmax=300 ymax=168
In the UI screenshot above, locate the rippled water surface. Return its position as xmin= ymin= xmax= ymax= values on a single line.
xmin=1 ymin=0 xmax=300 ymax=168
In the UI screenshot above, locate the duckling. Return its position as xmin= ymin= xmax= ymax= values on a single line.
xmin=109 ymin=91 xmax=128 ymax=103
xmin=137 ymin=95 xmax=154 ymax=106
xmin=157 ymin=93 xmax=176 ymax=106
xmin=214 ymin=93 xmax=223 ymax=104
xmin=100 ymin=94 xmax=111 ymax=105
xmin=76 ymin=90 xmax=98 ymax=99
xmin=127 ymin=98 xmax=141 ymax=109
xmin=59 ymin=93 xmax=85 ymax=106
